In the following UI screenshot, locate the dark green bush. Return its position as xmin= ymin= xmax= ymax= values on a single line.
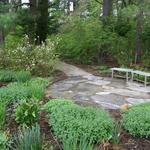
xmin=122 ymin=103 xmax=150 ymax=137
xmin=45 ymin=99 xmax=114 ymax=143
xmin=15 ymin=100 xmax=40 ymax=126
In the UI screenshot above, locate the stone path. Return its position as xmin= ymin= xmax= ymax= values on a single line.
xmin=46 ymin=62 xmax=150 ymax=109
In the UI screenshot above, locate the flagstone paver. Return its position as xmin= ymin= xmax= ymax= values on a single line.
xmin=46 ymin=62 xmax=150 ymax=109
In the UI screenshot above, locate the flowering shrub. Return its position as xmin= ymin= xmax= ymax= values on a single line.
xmin=0 ymin=36 xmax=59 ymax=75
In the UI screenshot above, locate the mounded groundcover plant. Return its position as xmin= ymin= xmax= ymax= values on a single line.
xmin=122 ymin=102 xmax=150 ymax=137
xmin=44 ymin=99 xmax=114 ymax=143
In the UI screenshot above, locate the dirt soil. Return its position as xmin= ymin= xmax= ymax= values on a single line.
xmin=0 ymin=82 xmax=8 ymax=88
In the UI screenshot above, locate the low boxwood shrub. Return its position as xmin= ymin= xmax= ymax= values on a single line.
xmin=45 ymin=99 xmax=114 ymax=143
xmin=122 ymin=102 xmax=150 ymax=137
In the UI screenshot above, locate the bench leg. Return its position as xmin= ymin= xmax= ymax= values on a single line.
xmin=145 ymin=76 xmax=147 ymax=87
xmin=126 ymin=72 xmax=128 ymax=82
xmin=112 ymin=70 xmax=114 ymax=79
xmin=131 ymin=72 xmax=134 ymax=82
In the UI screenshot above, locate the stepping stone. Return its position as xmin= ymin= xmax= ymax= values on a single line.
xmin=126 ymin=98 xmax=150 ymax=105
xmin=94 ymin=101 xmax=120 ymax=109
xmin=96 ymin=92 xmax=111 ymax=95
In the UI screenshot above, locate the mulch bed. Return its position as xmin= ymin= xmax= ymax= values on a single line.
xmin=0 ymin=82 xmax=8 ymax=88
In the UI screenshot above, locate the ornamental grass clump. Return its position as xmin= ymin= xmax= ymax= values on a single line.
xmin=0 ymin=70 xmax=15 ymax=82
xmin=122 ymin=102 xmax=150 ymax=137
xmin=11 ymin=124 xmax=42 ymax=150
xmin=45 ymin=99 xmax=114 ymax=143
xmin=0 ymin=102 xmax=6 ymax=128
xmin=0 ymin=70 xmax=31 ymax=83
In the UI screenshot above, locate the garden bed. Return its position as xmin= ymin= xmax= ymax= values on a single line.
xmin=5 ymin=102 xmax=150 ymax=150
xmin=1 ymin=69 xmax=150 ymax=150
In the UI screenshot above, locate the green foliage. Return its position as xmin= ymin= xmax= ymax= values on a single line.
xmin=0 ymin=11 xmax=16 ymax=31
xmin=63 ymin=136 xmax=94 ymax=150
xmin=14 ymin=71 xmax=31 ymax=83
xmin=0 ymin=70 xmax=15 ymax=82
xmin=29 ymin=77 xmax=50 ymax=89
xmin=45 ymin=99 xmax=114 ymax=143
xmin=0 ymin=102 xmax=6 ymax=128
xmin=12 ymin=124 xmax=42 ymax=150
xmin=4 ymin=33 xmax=22 ymax=50
xmin=27 ymin=77 xmax=49 ymax=100
xmin=111 ymin=123 xmax=121 ymax=145
xmin=0 ymin=77 xmax=48 ymax=103
xmin=0 ymin=83 xmax=31 ymax=103
xmin=0 ymin=131 xmax=8 ymax=150
xmin=57 ymin=16 xmax=135 ymax=66
xmin=96 ymin=65 xmax=111 ymax=75
xmin=14 ymin=100 xmax=40 ymax=126
xmin=122 ymin=103 xmax=150 ymax=137
xmin=0 ymin=36 xmax=59 ymax=75
xmin=0 ymin=70 xmax=31 ymax=82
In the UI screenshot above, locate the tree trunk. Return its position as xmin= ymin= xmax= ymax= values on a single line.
xmin=102 ymin=0 xmax=112 ymax=17
xmin=29 ymin=0 xmax=37 ymax=16
xmin=36 ymin=0 xmax=49 ymax=44
xmin=135 ymin=12 xmax=142 ymax=64
xmin=0 ymin=29 xmax=5 ymax=45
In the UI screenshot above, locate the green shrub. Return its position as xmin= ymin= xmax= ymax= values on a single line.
xmin=122 ymin=103 xmax=150 ymax=137
xmin=96 ymin=65 xmax=111 ymax=75
xmin=0 ymin=70 xmax=15 ymax=82
xmin=0 ymin=83 xmax=31 ymax=103
xmin=0 ymin=36 xmax=59 ymax=75
xmin=0 ymin=70 xmax=31 ymax=82
xmin=28 ymin=77 xmax=49 ymax=100
xmin=14 ymin=71 xmax=31 ymax=82
xmin=0 ymin=102 xmax=6 ymax=128
xmin=111 ymin=123 xmax=121 ymax=145
xmin=14 ymin=100 xmax=40 ymax=126
xmin=29 ymin=77 xmax=49 ymax=88
xmin=0 ymin=131 xmax=8 ymax=150
xmin=45 ymin=99 xmax=114 ymax=143
xmin=12 ymin=124 xmax=42 ymax=150
xmin=63 ymin=136 xmax=94 ymax=150
xmin=0 ymin=78 xmax=48 ymax=103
